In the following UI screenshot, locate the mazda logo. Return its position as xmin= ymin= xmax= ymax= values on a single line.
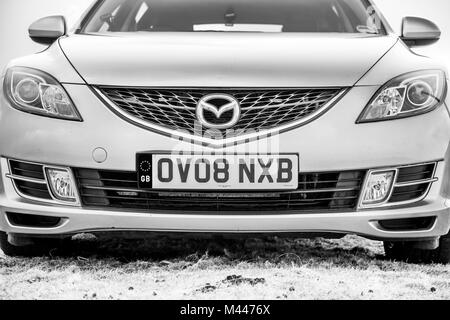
xmin=196 ymin=94 xmax=241 ymax=130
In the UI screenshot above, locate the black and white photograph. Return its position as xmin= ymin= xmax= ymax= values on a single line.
xmin=0 ymin=0 xmax=449 ymax=307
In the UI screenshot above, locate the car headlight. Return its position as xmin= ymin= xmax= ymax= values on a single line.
xmin=3 ymin=67 xmax=81 ymax=120
xmin=357 ymin=70 xmax=447 ymax=123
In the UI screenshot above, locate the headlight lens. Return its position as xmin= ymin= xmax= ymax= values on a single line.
xmin=4 ymin=67 xmax=81 ymax=120
xmin=358 ymin=70 xmax=446 ymax=123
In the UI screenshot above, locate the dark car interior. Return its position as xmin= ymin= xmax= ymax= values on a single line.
xmin=82 ymin=0 xmax=385 ymax=34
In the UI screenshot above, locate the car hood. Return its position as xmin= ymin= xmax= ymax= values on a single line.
xmin=59 ymin=33 xmax=398 ymax=87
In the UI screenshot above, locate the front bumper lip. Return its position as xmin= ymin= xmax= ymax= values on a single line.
xmin=1 ymin=194 xmax=449 ymax=240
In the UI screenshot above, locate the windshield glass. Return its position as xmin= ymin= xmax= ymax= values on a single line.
xmin=81 ymin=0 xmax=386 ymax=34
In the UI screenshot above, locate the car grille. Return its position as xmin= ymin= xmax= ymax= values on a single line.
xmin=98 ymin=87 xmax=343 ymax=137
xmin=74 ymin=169 xmax=365 ymax=213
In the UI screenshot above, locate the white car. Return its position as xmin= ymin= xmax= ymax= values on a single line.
xmin=0 ymin=0 xmax=449 ymax=263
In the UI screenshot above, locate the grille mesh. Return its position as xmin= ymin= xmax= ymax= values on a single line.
xmin=99 ymin=88 xmax=342 ymax=137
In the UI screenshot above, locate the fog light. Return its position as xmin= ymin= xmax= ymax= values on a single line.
xmin=361 ymin=170 xmax=396 ymax=207
xmin=46 ymin=168 xmax=78 ymax=202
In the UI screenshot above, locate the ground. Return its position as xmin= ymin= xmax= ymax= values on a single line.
xmin=0 ymin=235 xmax=449 ymax=300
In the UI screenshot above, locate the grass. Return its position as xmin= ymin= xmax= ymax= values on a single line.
xmin=0 ymin=235 xmax=449 ymax=300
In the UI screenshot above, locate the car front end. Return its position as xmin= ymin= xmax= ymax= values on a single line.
xmin=1 ymin=0 xmax=449 ymax=262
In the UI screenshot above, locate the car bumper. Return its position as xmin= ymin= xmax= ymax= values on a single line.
xmin=1 ymin=84 xmax=450 ymax=240
xmin=1 ymin=196 xmax=450 ymax=241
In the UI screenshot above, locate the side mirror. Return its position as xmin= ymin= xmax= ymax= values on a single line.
xmin=29 ymin=16 xmax=67 ymax=45
xmin=401 ymin=17 xmax=441 ymax=46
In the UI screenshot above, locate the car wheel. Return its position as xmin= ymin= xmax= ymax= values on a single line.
xmin=0 ymin=232 xmax=66 ymax=257
xmin=384 ymin=232 xmax=450 ymax=264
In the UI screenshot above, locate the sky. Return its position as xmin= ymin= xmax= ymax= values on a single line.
xmin=0 ymin=0 xmax=449 ymax=71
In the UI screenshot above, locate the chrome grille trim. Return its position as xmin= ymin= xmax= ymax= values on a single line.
xmin=95 ymin=87 xmax=348 ymax=147
xmin=395 ymin=178 xmax=438 ymax=187
xmin=5 ymin=174 xmax=48 ymax=185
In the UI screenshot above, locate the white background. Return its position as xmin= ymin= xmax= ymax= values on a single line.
xmin=0 ymin=0 xmax=449 ymax=71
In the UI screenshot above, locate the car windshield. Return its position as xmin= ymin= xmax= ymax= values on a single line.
xmin=81 ymin=0 xmax=386 ymax=34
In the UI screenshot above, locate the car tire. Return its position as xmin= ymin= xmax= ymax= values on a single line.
xmin=384 ymin=232 xmax=450 ymax=264
xmin=437 ymin=234 xmax=450 ymax=264
xmin=0 ymin=232 xmax=66 ymax=257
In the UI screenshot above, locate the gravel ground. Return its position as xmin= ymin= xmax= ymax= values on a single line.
xmin=0 ymin=235 xmax=449 ymax=300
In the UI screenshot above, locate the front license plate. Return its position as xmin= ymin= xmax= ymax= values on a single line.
xmin=137 ymin=153 xmax=299 ymax=190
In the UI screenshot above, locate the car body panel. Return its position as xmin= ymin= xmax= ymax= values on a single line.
xmin=358 ymin=41 xmax=449 ymax=86
xmin=58 ymin=33 xmax=398 ymax=87
xmin=1 ymin=195 xmax=449 ymax=240
xmin=2 ymin=43 xmax=84 ymax=84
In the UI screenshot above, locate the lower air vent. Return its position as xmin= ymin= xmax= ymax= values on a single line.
xmin=6 ymin=212 xmax=62 ymax=228
xmin=75 ymin=169 xmax=366 ymax=213
xmin=8 ymin=160 xmax=52 ymax=200
xmin=389 ymin=163 xmax=437 ymax=204
xmin=378 ymin=217 xmax=436 ymax=232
